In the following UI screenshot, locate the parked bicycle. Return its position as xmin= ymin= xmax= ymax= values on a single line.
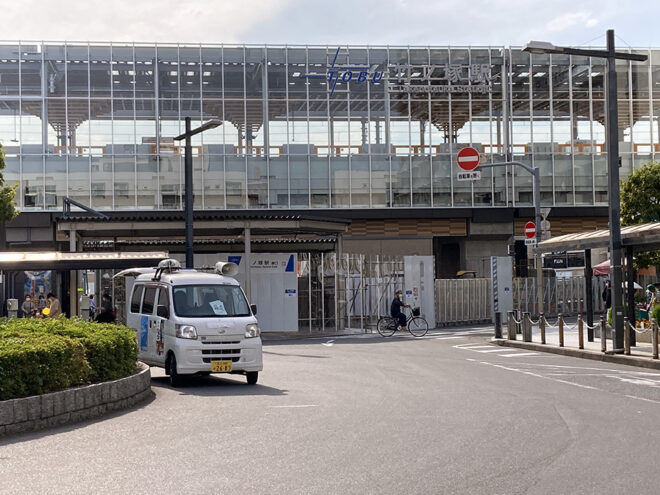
xmin=377 ymin=306 xmax=429 ymax=337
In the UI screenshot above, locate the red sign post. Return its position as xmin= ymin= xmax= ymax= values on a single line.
xmin=524 ymin=221 xmax=536 ymax=239
xmin=456 ymin=147 xmax=480 ymax=171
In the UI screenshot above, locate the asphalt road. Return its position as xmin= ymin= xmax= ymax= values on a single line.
xmin=3 ymin=328 xmax=660 ymax=494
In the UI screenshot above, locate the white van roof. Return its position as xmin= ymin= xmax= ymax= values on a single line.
xmin=133 ymin=270 xmax=240 ymax=287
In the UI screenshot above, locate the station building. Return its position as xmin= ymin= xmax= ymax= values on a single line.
xmin=0 ymin=42 xmax=659 ymax=282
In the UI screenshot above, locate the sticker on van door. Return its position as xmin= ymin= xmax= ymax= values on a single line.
xmin=140 ymin=315 xmax=148 ymax=350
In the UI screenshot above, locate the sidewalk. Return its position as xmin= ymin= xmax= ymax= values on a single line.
xmin=493 ymin=317 xmax=660 ymax=370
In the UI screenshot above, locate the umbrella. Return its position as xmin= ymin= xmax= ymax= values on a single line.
xmin=624 ymin=281 xmax=643 ymax=289
xmin=593 ymin=259 xmax=610 ymax=276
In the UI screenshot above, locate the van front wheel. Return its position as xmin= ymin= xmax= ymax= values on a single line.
xmin=167 ymin=353 xmax=183 ymax=387
xmin=246 ymin=371 xmax=258 ymax=385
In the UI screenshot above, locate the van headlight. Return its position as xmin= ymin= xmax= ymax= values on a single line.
xmin=176 ymin=324 xmax=198 ymax=340
xmin=245 ymin=323 xmax=260 ymax=338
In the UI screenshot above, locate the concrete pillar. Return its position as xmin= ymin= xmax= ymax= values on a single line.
xmin=244 ymin=227 xmax=251 ymax=302
xmin=69 ymin=230 xmax=77 ymax=318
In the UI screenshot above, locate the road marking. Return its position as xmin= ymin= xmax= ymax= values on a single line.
xmin=499 ymin=352 xmax=539 ymax=357
xmin=322 ymin=340 xmax=335 ymax=347
xmin=474 ymin=360 xmax=601 ymax=391
xmin=454 ymin=345 xmax=496 ymax=349
xmin=625 ymin=395 xmax=660 ymax=404
xmin=434 ymin=336 xmax=464 ymax=340
xmin=268 ymin=405 xmax=320 ymax=409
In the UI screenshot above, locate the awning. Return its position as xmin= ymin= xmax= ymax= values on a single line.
xmin=537 ymin=222 xmax=660 ymax=253
xmin=593 ymin=259 xmax=610 ymax=276
xmin=0 ymin=251 xmax=168 ymax=271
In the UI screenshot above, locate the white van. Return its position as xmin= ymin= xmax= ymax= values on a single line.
xmin=119 ymin=259 xmax=263 ymax=386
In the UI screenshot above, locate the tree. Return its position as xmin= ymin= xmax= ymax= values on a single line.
xmin=0 ymin=144 xmax=18 ymax=222
xmin=620 ymin=161 xmax=660 ymax=268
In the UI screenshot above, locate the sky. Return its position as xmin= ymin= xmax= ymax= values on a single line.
xmin=1 ymin=0 xmax=659 ymax=48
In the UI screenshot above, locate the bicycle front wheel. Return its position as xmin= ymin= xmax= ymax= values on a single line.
xmin=377 ymin=317 xmax=397 ymax=337
xmin=408 ymin=317 xmax=429 ymax=337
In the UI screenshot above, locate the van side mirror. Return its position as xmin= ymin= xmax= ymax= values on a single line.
xmin=250 ymin=304 xmax=257 ymax=316
xmin=156 ymin=305 xmax=169 ymax=319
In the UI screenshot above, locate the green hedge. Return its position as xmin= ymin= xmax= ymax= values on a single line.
xmin=0 ymin=318 xmax=138 ymax=400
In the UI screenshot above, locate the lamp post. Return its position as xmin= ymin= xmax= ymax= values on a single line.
xmin=174 ymin=117 xmax=222 ymax=268
xmin=523 ymin=30 xmax=647 ymax=351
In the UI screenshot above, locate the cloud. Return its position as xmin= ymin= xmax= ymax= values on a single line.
xmin=546 ymin=11 xmax=599 ymax=33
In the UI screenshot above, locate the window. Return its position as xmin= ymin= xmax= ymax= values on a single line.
xmin=141 ymin=286 xmax=157 ymax=314
xmin=157 ymin=286 xmax=170 ymax=313
xmin=172 ymin=284 xmax=250 ymax=317
xmin=130 ymin=285 xmax=144 ymax=313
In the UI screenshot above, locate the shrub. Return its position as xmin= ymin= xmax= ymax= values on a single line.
xmin=0 ymin=332 xmax=90 ymax=401
xmin=652 ymin=305 xmax=660 ymax=323
xmin=0 ymin=318 xmax=138 ymax=400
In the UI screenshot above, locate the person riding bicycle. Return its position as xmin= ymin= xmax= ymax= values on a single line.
xmin=391 ymin=289 xmax=409 ymax=331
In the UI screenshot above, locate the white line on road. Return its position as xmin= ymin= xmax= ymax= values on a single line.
xmin=624 ymin=395 xmax=660 ymax=404
xmin=268 ymin=405 xmax=320 ymax=409
xmin=499 ymin=352 xmax=539 ymax=357
xmin=434 ymin=336 xmax=464 ymax=340
xmin=473 ymin=360 xmax=601 ymax=391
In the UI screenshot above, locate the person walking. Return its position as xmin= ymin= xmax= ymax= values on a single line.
xmin=89 ymin=294 xmax=96 ymax=320
xmin=602 ymin=280 xmax=611 ymax=309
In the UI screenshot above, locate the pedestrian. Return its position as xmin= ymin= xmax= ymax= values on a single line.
xmin=646 ymin=284 xmax=656 ymax=314
xmin=37 ymin=294 xmax=47 ymax=312
xmin=21 ymin=294 xmax=35 ymax=318
xmin=602 ymin=280 xmax=611 ymax=309
xmin=46 ymin=292 xmax=61 ymax=318
xmin=89 ymin=294 xmax=96 ymax=319
xmin=95 ymin=293 xmax=115 ymax=323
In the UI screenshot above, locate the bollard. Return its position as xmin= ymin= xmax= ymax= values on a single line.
xmin=601 ymin=315 xmax=607 ymax=353
xmin=516 ymin=309 xmax=522 ymax=334
xmin=507 ymin=311 xmax=516 ymax=340
xmin=623 ymin=316 xmax=630 ymax=355
xmin=578 ymin=314 xmax=584 ymax=350
xmin=558 ymin=313 xmax=564 ymax=347
xmin=652 ymin=319 xmax=659 ymax=360
xmin=522 ymin=312 xmax=532 ymax=342
xmin=494 ymin=312 xmax=502 ymax=339
xmin=540 ymin=312 xmax=546 ymax=344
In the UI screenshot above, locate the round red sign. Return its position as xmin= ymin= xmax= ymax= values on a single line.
xmin=524 ymin=221 xmax=536 ymax=239
xmin=456 ymin=147 xmax=480 ymax=171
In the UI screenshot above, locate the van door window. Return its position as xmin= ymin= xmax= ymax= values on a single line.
xmin=157 ymin=287 xmax=170 ymax=317
xmin=141 ymin=287 xmax=157 ymax=315
xmin=130 ymin=285 xmax=144 ymax=313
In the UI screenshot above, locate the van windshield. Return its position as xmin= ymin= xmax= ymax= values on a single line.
xmin=172 ymin=285 xmax=251 ymax=318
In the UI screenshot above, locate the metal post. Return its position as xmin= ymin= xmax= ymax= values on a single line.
xmin=516 ymin=308 xmax=522 ymax=334
xmin=601 ymin=315 xmax=607 ymax=353
xmin=652 ymin=318 xmax=659 ymax=360
xmin=578 ymin=314 xmax=584 ymax=350
xmin=184 ymin=116 xmax=194 ymax=269
xmin=623 ymin=316 xmax=630 ymax=355
xmin=533 ymin=169 xmax=543 ymax=317
xmin=244 ymin=227 xmax=251 ymax=302
xmin=507 ymin=311 xmax=516 ymax=340
xmin=523 ymin=311 xmax=532 ymax=342
xmin=558 ymin=313 xmax=564 ymax=347
xmin=585 ymin=249 xmax=594 ymax=341
xmin=606 ymin=29 xmax=624 ymax=352
xmin=494 ymin=311 xmax=502 ymax=339
xmin=540 ymin=312 xmax=546 ymax=344
xmin=626 ymin=248 xmax=636 ymax=346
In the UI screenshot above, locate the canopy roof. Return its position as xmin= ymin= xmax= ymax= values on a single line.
xmin=537 ymin=222 xmax=660 ymax=253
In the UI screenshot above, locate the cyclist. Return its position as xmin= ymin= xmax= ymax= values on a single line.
xmin=390 ymin=289 xmax=409 ymax=331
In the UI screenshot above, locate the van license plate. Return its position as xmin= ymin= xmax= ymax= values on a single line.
xmin=211 ymin=361 xmax=232 ymax=373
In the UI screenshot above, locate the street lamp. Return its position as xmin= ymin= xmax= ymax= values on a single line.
xmin=523 ymin=29 xmax=647 ymax=352
xmin=173 ymin=117 xmax=222 ymax=268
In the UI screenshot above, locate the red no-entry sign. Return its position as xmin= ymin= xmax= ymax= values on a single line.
xmin=524 ymin=221 xmax=536 ymax=239
xmin=456 ymin=147 xmax=480 ymax=171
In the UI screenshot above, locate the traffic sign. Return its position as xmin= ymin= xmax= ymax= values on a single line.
xmin=524 ymin=221 xmax=536 ymax=239
xmin=525 ymin=238 xmax=537 ymax=246
xmin=457 ymin=171 xmax=481 ymax=181
xmin=456 ymin=147 xmax=480 ymax=171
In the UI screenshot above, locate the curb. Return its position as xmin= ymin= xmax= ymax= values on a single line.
xmin=492 ymin=339 xmax=660 ymax=370
xmin=0 ymin=362 xmax=153 ymax=438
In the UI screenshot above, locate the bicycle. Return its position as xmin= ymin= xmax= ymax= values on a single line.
xmin=376 ymin=307 xmax=429 ymax=337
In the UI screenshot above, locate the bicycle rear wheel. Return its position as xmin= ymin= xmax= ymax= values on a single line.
xmin=377 ymin=317 xmax=397 ymax=337
xmin=408 ymin=317 xmax=429 ymax=337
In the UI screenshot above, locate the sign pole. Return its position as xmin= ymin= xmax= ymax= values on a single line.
xmin=533 ymin=168 xmax=543 ymax=317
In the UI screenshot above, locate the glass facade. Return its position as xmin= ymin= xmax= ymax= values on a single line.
xmin=0 ymin=42 xmax=659 ymax=211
